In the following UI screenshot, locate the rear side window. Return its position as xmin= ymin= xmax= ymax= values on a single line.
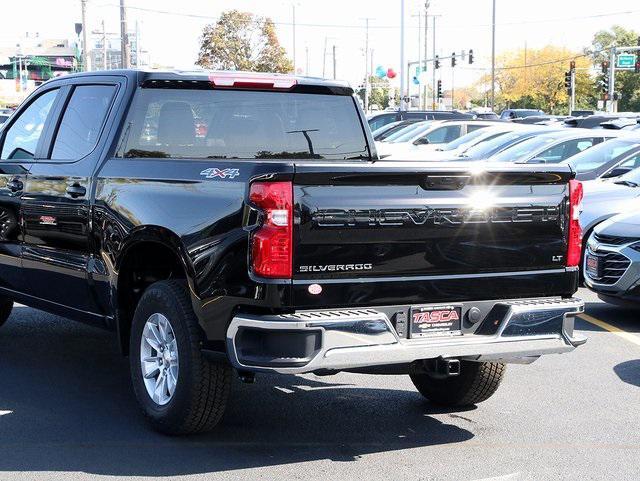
xmin=121 ymin=88 xmax=369 ymax=160
xmin=423 ymin=125 xmax=461 ymax=144
xmin=51 ymin=85 xmax=116 ymax=160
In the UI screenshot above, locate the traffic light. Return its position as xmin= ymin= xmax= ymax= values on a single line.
xmin=437 ymin=80 xmax=443 ymax=99
xmin=601 ymin=60 xmax=609 ymax=74
xmin=451 ymin=52 xmax=456 ymax=68
xmin=468 ymin=49 xmax=474 ymax=64
xmin=569 ymin=60 xmax=576 ymax=71
xmin=434 ymin=55 xmax=440 ymax=69
xmin=600 ymin=74 xmax=609 ymax=93
xmin=564 ymin=71 xmax=572 ymax=95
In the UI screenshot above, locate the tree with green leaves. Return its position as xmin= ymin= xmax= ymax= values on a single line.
xmin=196 ymin=10 xmax=293 ymax=73
xmin=590 ymin=25 xmax=640 ymax=111
xmin=356 ymin=76 xmax=395 ymax=110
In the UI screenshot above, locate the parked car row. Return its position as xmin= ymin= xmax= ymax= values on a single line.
xmin=367 ymin=110 xmax=640 ymax=309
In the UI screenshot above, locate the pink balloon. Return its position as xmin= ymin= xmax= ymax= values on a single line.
xmin=387 ymin=68 xmax=397 ymax=79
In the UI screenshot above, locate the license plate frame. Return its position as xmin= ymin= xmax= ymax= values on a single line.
xmin=409 ymin=304 xmax=463 ymax=338
xmin=586 ymin=254 xmax=600 ymax=278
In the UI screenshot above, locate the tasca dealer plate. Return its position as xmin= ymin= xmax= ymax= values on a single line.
xmin=410 ymin=304 xmax=462 ymax=338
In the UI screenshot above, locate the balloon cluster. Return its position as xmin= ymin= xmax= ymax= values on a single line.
xmin=374 ymin=66 xmax=397 ymax=79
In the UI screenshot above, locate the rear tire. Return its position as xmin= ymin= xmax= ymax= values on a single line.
xmin=0 ymin=297 xmax=13 ymax=328
xmin=410 ymin=361 xmax=505 ymax=407
xmin=129 ymin=280 xmax=231 ymax=435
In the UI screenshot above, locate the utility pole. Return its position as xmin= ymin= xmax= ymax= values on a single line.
xmin=364 ymin=18 xmax=371 ymax=112
xmin=332 ymin=45 xmax=336 ymax=79
xmin=423 ymin=1 xmax=429 ymax=109
xmin=135 ymin=20 xmax=140 ymax=68
xmin=451 ymin=67 xmax=455 ymax=109
xmin=81 ymin=0 xmax=90 ymax=71
xmin=490 ymin=0 xmax=496 ymax=111
xmin=322 ymin=37 xmax=327 ymax=77
xmin=415 ymin=10 xmax=421 ymax=107
xmin=120 ymin=0 xmax=129 ymax=69
xmin=399 ymin=0 xmax=406 ymax=111
xmin=292 ymin=4 xmax=296 ymax=72
xmin=432 ymin=15 xmax=436 ymax=109
xmin=102 ymin=20 xmax=107 ymax=70
xmin=305 ymin=45 xmax=309 ymax=75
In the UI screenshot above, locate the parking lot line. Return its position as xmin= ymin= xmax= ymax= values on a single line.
xmin=579 ymin=313 xmax=640 ymax=347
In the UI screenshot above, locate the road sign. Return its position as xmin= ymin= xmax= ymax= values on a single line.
xmin=616 ymin=54 xmax=636 ymax=69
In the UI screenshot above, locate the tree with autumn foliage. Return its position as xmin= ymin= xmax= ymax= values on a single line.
xmin=196 ymin=10 xmax=293 ymax=73
xmin=482 ymin=46 xmax=595 ymax=114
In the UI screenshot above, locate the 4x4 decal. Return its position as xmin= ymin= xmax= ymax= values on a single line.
xmin=200 ymin=168 xmax=240 ymax=179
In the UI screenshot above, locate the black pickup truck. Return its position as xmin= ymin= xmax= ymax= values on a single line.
xmin=0 ymin=70 xmax=585 ymax=434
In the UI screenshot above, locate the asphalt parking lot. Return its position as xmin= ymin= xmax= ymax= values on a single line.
xmin=1 ymin=287 xmax=639 ymax=481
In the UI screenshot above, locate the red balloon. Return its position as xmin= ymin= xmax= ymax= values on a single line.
xmin=387 ymin=68 xmax=397 ymax=79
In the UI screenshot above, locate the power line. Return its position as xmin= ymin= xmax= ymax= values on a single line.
xmin=459 ymin=47 xmax=611 ymax=72
xmin=96 ymin=4 xmax=640 ymax=31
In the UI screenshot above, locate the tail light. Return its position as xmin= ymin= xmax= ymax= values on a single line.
xmin=208 ymin=73 xmax=297 ymax=90
xmin=566 ymin=179 xmax=583 ymax=267
xmin=249 ymin=181 xmax=293 ymax=278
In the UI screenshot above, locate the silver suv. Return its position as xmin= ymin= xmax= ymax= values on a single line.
xmin=584 ymin=209 xmax=640 ymax=306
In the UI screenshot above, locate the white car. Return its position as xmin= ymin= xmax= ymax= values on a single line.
xmin=488 ymin=129 xmax=630 ymax=164
xmin=377 ymin=120 xmax=502 ymax=158
xmin=387 ymin=125 xmax=526 ymax=161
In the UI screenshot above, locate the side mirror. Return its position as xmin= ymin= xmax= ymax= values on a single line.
xmin=528 ymin=157 xmax=547 ymax=164
xmin=414 ymin=137 xmax=430 ymax=145
xmin=602 ymin=166 xmax=633 ymax=178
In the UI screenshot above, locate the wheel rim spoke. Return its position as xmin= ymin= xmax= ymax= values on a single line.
xmin=140 ymin=312 xmax=179 ymax=406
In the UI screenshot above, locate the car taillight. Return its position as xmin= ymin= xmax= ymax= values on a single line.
xmin=566 ymin=179 xmax=583 ymax=267
xmin=249 ymin=181 xmax=293 ymax=278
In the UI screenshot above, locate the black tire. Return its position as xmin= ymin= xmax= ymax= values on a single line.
xmin=0 ymin=297 xmax=13 ymax=328
xmin=410 ymin=361 xmax=505 ymax=407
xmin=129 ymin=280 xmax=231 ymax=435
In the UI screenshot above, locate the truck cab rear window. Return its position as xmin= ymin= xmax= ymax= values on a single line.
xmin=120 ymin=88 xmax=369 ymax=160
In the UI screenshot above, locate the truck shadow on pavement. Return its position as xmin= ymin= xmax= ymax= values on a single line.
xmin=614 ymin=360 xmax=640 ymax=388
xmin=0 ymin=307 xmax=474 ymax=477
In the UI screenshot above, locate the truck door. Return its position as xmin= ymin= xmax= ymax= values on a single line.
xmin=21 ymin=81 xmax=119 ymax=318
xmin=0 ymin=87 xmax=61 ymax=294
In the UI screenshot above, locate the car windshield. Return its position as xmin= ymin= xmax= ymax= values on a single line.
xmin=459 ymin=130 xmax=532 ymax=158
xmin=516 ymin=110 xmax=543 ymax=117
xmin=371 ymin=121 xmax=402 ymax=137
xmin=490 ymin=134 xmax=565 ymax=162
xmin=373 ymin=121 xmax=417 ymax=140
xmin=617 ymin=166 xmax=640 ymax=185
xmin=439 ymin=128 xmax=490 ymax=151
xmin=384 ymin=121 xmax=431 ymax=142
xmin=565 ymin=138 xmax=640 ymax=173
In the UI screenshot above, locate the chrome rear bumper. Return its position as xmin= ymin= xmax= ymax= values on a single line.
xmin=226 ymin=297 xmax=585 ymax=374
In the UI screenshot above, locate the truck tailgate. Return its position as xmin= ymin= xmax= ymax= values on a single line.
xmin=292 ymin=162 xmax=576 ymax=307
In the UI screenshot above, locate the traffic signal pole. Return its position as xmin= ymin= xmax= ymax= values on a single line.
xmin=605 ymin=44 xmax=640 ymax=113
xmin=570 ymin=68 xmax=576 ymax=114
xmin=609 ymin=47 xmax=616 ymax=113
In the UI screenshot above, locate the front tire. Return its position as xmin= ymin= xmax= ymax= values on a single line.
xmin=129 ymin=280 xmax=231 ymax=435
xmin=0 ymin=297 xmax=13 ymax=328
xmin=410 ymin=361 xmax=505 ymax=407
